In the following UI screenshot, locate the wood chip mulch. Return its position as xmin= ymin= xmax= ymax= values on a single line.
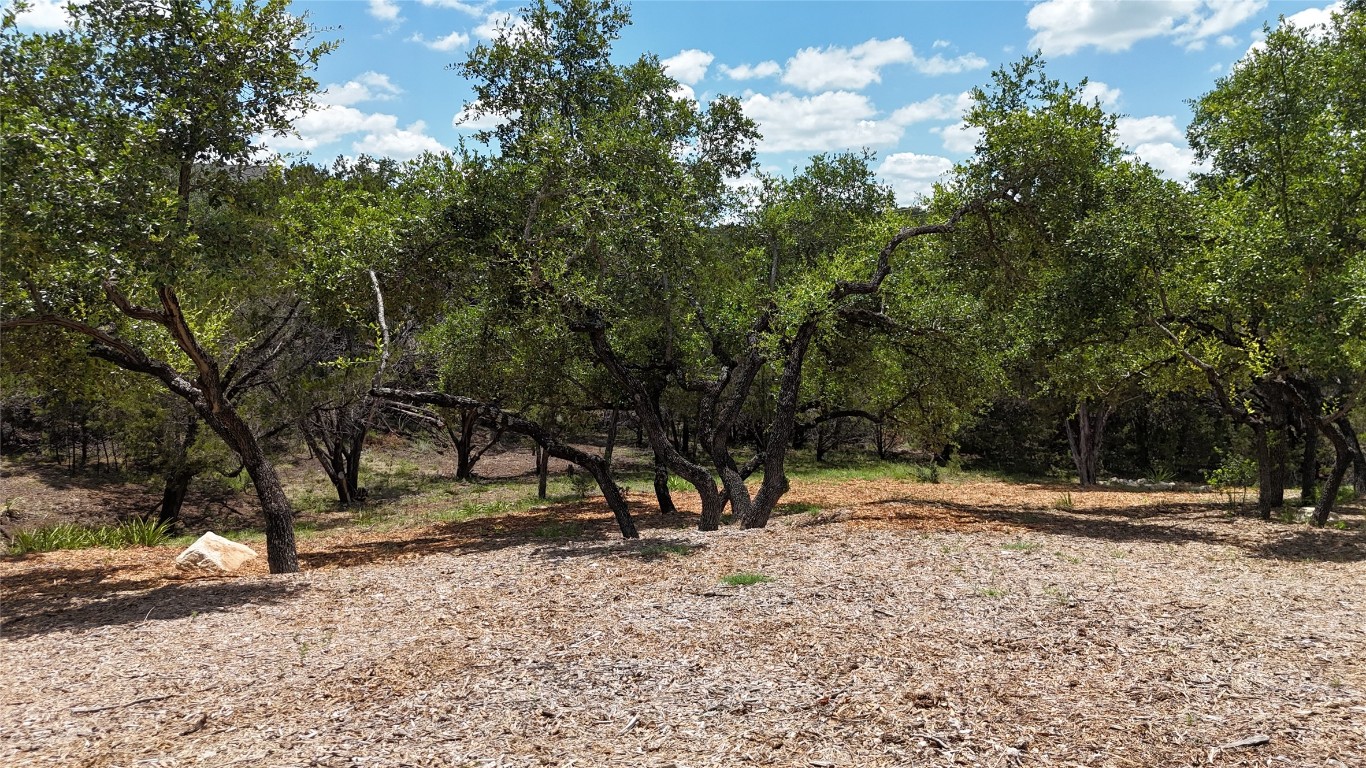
xmin=2 ymin=480 xmax=1364 ymax=767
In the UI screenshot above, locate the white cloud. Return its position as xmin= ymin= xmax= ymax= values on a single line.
xmin=1116 ymin=115 xmax=1184 ymax=145
xmin=1079 ymin=80 xmax=1122 ymax=108
xmin=318 ymin=72 xmax=402 ymax=107
xmin=912 ymin=52 xmax=990 ymax=76
xmin=878 ymin=152 xmax=954 ymax=203
xmin=720 ymin=61 xmax=782 ymax=81
xmin=368 ymin=0 xmax=401 ymax=23
xmin=933 ymin=122 xmax=983 ymax=155
xmin=1116 ymin=115 xmax=1203 ymax=180
xmin=781 ymin=38 xmax=916 ymax=91
xmin=452 ymin=102 xmax=509 ymax=132
xmin=662 ymin=49 xmax=714 ymax=85
xmin=780 ymin=37 xmax=987 ymax=91
xmin=1280 ymin=1 xmax=1343 ymax=30
xmin=741 ymin=91 xmax=905 ymax=153
xmin=888 ymin=91 xmax=974 ymax=125
xmin=1028 ymin=0 xmax=1268 ymax=55
xmin=353 ymin=120 xmax=446 ymax=160
xmin=475 ymin=11 xmax=530 ymax=40
xmin=418 ymin=0 xmax=490 ymax=15
xmin=12 ymin=0 xmax=74 ymax=30
xmin=1130 ymin=141 xmax=1203 ymax=180
xmin=268 ymin=104 xmax=443 ymax=161
xmin=932 ymin=39 xmax=952 ymax=49
xmin=409 ymin=31 xmax=471 ymax=52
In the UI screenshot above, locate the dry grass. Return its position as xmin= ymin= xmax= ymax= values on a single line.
xmin=2 ymin=477 xmax=1364 ymax=767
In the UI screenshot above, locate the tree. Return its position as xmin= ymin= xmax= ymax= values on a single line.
xmin=1177 ymin=5 xmax=1366 ymax=522
xmin=0 ymin=0 xmax=332 ymax=572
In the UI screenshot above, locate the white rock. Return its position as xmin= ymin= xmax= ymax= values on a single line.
xmin=175 ymin=532 xmax=258 ymax=572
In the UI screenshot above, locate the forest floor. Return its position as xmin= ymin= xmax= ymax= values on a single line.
xmin=2 ymin=445 xmax=1365 ymax=767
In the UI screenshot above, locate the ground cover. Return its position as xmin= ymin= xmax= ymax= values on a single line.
xmin=2 ymin=456 xmax=1364 ymax=767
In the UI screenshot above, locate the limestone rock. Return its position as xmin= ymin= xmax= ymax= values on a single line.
xmin=175 ymin=532 xmax=258 ymax=573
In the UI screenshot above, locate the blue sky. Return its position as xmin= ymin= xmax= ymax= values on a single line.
xmin=12 ymin=0 xmax=1346 ymax=202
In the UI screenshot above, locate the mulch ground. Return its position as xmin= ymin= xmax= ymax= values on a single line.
xmin=2 ymin=479 xmax=1364 ymax=767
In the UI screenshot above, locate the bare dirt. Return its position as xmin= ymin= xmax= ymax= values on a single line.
xmin=2 ymin=468 xmax=1365 ymax=767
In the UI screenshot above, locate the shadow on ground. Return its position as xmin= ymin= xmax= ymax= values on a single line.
xmin=0 ymin=566 xmax=304 ymax=640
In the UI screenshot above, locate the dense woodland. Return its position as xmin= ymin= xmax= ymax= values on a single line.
xmin=2 ymin=0 xmax=1364 ymax=573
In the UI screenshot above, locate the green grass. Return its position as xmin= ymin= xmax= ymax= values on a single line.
xmin=773 ymin=501 xmax=822 ymax=517
xmin=1052 ymin=492 xmax=1075 ymax=511
xmin=638 ymin=543 xmax=695 ymax=558
xmin=8 ymin=518 xmax=174 ymax=555
xmin=1001 ymin=540 xmax=1040 ymax=552
xmin=721 ymin=571 xmax=773 ymax=586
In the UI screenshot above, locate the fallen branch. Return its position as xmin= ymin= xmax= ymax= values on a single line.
xmin=71 ymin=693 xmax=179 ymax=714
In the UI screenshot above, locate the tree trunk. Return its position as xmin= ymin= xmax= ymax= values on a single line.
xmin=1252 ymin=423 xmax=1288 ymax=520
xmin=1065 ymin=400 xmax=1110 ymax=487
xmin=604 ymin=407 xmax=619 ymax=468
xmin=874 ymin=423 xmax=886 ymax=460
xmin=157 ymin=415 xmax=200 ymax=527
xmin=742 ymin=322 xmax=817 ymax=529
xmin=207 ymin=409 xmax=298 ymax=573
xmin=536 ymin=445 xmax=549 ymax=499
xmin=1313 ymin=420 xmax=1353 ymax=526
xmin=653 ymin=456 xmax=677 ymax=515
xmin=1298 ymin=413 xmax=1319 ymax=505
xmin=1339 ymin=417 xmax=1366 ymax=498
xmin=452 ymin=408 xmax=478 ymax=481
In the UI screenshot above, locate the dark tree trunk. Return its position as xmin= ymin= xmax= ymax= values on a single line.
xmin=1340 ymin=418 xmax=1366 ymax=498
xmin=1252 ymin=423 xmax=1289 ymax=520
xmin=653 ymin=456 xmax=678 ymax=515
xmin=208 ymin=410 xmax=297 ymax=573
xmin=451 ymin=408 xmax=478 ymax=481
xmin=536 ymin=445 xmax=549 ymax=499
xmin=1314 ymin=420 xmax=1353 ymax=526
xmin=604 ymin=407 xmax=619 ymax=468
xmin=874 ymin=423 xmax=886 ymax=460
xmin=1299 ymin=413 xmax=1319 ymax=505
xmin=1065 ymin=400 xmax=1110 ymax=487
xmin=157 ymin=415 xmax=201 ymax=527
xmin=742 ymin=322 xmax=817 ymax=529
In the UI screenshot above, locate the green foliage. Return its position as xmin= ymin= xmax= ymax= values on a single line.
xmin=720 ymin=571 xmax=772 ymax=586
xmin=8 ymin=518 xmax=172 ymax=554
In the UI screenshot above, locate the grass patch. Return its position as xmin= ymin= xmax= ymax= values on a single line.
xmin=976 ymin=586 xmax=1007 ymax=598
xmin=8 ymin=518 xmax=174 ymax=555
xmin=1001 ymin=540 xmax=1040 ymax=552
xmin=1052 ymin=492 xmax=1075 ymax=511
xmin=721 ymin=571 xmax=773 ymax=586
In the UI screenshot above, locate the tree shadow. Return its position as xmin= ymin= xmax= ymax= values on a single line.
xmin=870 ymin=495 xmax=1366 ymax=562
xmin=298 ymin=498 xmax=698 ymax=571
xmin=0 ymin=566 xmax=304 ymax=640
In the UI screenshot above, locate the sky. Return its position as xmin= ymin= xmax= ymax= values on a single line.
xmin=11 ymin=0 xmax=1348 ymax=203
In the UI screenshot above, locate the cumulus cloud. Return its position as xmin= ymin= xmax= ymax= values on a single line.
xmin=888 ymin=91 xmax=974 ymax=125
xmin=1028 ymin=0 xmax=1268 ymax=55
xmin=452 ymin=102 xmax=510 ymax=132
xmin=878 ymin=152 xmax=954 ymax=203
xmin=741 ymin=91 xmax=905 ymax=153
xmin=12 ymin=0 xmax=73 ymax=30
xmin=780 ymin=37 xmax=986 ymax=92
xmin=353 ymin=120 xmax=447 ymax=160
xmin=271 ymin=105 xmax=443 ymax=160
xmin=368 ymin=0 xmax=401 ymax=23
xmin=318 ymin=72 xmax=403 ymax=108
xmin=418 ymin=0 xmax=490 ymax=15
xmin=409 ymin=31 xmax=471 ymax=52
xmin=1079 ymin=80 xmax=1122 ymax=108
xmin=1116 ymin=115 xmax=1204 ymax=180
xmin=1245 ymin=2 xmax=1343 ymax=56
xmin=933 ymin=122 xmax=984 ymax=155
xmin=720 ymin=61 xmax=782 ymax=80
xmin=475 ymin=11 xmax=530 ymax=40
xmin=662 ymin=49 xmax=714 ymax=85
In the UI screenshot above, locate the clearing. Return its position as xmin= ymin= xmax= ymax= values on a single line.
xmin=2 ymin=455 xmax=1365 ymax=767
